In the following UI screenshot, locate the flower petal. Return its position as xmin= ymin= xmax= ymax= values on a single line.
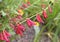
xmin=42 ymin=10 xmax=48 ymax=18
xmin=36 ymin=14 xmax=44 ymax=23
xmin=4 ymin=30 xmax=11 ymax=37
xmin=26 ymin=18 xmax=35 ymax=27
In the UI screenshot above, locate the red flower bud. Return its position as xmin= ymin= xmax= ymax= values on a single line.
xmin=36 ymin=14 xmax=44 ymax=23
xmin=27 ymin=1 xmax=31 ymax=5
xmin=22 ymin=3 xmax=28 ymax=8
xmin=42 ymin=10 xmax=48 ymax=18
xmin=48 ymin=6 xmax=52 ymax=13
xmin=41 ymin=4 xmax=46 ymax=8
xmin=26 ymin=18 xmax=35 ymax=27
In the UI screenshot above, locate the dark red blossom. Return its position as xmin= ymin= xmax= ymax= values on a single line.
xmin=16 ymin=23 xmax=25 ymax=32
xmin=19 ymin=30 xmax=23 ymax=36
xmin=36 ymin=14 xmax=44 ymax=23
xmin=10 ymin=23 xmax=25 ymax=37
xmin=26 ymin=18 xmax=35 ymax=27
xmin=14 ymin=23 xmax=25 ymax=36
xmin=42 ymin=10 xmax=48 ymax=18
xmin=15 ymin=26 xmax=23 ymax=36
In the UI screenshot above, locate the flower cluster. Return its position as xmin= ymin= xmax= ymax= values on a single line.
xmin=0 ymin=30 xmax=11 ymax=42
xmin=9 ymin=3 xmax=53 ymax=37
xmin=10 ymin=23 xmax=25 ymax=37
xmin=0 ymin=0 xmax=53 ymax=42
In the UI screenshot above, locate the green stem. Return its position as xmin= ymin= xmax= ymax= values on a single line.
xmin=34 ymin=23 xmax=49 ymax=42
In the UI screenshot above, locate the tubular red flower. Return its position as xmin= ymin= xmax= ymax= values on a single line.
xmin=19 ymin=30 xmax=23 ymax=36
xmin=42 ymin=10 xmax=48 ymax=18
xmin=26 ymin=18 xmax=35 ymax=27
xmin=0 ymin=33 xmax=4 ymax=40
xmin=48 ymin=6 xmax=52 ymax=13
xmin=15 ymin=26 xmax=20 ymax=34
xmin=36 ymin=14 xmax=44 ymax=23
xmin=4 ymin=30 xmax=11 ymax=37
xmin=19 ymin=24 xmax=25 ymax=31
xmin=15 ymin=28 xmax=19 ymax=34
xmin=3 ymin=30 xmax=9 ymax=41
xmin=16 ymin=23 xmax=25 ymax=32
xmin=15 ymin=27 xmax=23 ymax=36
xmin=14 ymin=23 xmax=25 ymax=37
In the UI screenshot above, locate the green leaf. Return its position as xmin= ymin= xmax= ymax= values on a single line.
xmin=1 ymin=10 xmax=6 ymax=16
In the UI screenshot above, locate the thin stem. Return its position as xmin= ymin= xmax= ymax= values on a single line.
xmin=20 ymin=4 xmax=50 ymax=24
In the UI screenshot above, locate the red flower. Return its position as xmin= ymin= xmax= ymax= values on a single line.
xmin=27 ymin=1 xmax=31 ymax=5
xmin=0 ymin=33 xmax=4 ymax=40
xmin=26 ymin=18 xmax=35 ymax=27
xmin=15 ymin=27 xmax=19 ymax=34
xmin=15 ymin=27 xmax=23 ymax=36
xmin=2 ymin=30 xmax=9 ymax=41
xmin=0 ymin=30 xmax=10 ymax=42
xmin=16 ymin=23 xmax=25 ymax=32
xmin=22 ymin=3 xmax=28 ymax=8
xmin=19 ymin=30 xmax=23 ymax=36
xmin=48 ymin=6 xmax=52 ymax=13
xmin=14 ymin=23 xmax=25 ymax=36
xmin=42 ymin=10 xmax=48 ymax=18
xmin=36 ymin=14 xmax=44 ymax=23
xmin=4 ymin=30 xmax=11 ymax=37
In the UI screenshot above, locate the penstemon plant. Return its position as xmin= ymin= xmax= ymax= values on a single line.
xmin=0 ymin=0 xmax=60 ymax=42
